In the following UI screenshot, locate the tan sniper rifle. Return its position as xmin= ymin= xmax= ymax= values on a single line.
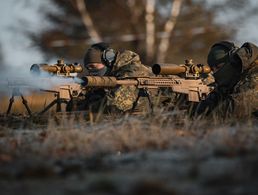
xmin=2 ymin=59 xmax=83 ymax=116
xmin=81 ymin=59 xmax=214 ymax=103
xmin=3 ymin=59 xmax=212 ymax=116
xmin=29 ymin=59 xmax=84 ymax=114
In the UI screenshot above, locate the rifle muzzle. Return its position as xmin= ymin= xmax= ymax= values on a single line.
xmin=81 ymin=76 xmax=118 ymax=87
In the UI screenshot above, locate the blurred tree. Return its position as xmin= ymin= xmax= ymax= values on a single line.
xmin=28 ymin=0 xmax=239 ymax=65
xmin=0 ymin=43 xmax=4 ymax=68
xmin=157 ymin=0 xmax=183 ymax=62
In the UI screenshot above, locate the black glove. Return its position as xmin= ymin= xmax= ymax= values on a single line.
xmin=195 ymin=91 xmax=221 ymax=116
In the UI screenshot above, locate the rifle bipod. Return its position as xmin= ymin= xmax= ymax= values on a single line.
xmin=37 ymin=92 xmax=69 ymax=115
xmin=6 ymin=88 xmax=32 ymax=116
xmin=130 ymin=88 xmax=153 ymax=114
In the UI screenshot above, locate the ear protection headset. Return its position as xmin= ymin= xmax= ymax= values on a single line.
xmin=101 ymin=48 xmax=117 ymax=67
xmin=91 ymin=42 xmax=117 ymax=67
xmin=211 ymin=41 xmax=238 ymax=56
xmin=211 ymin=41 xmax=242 ymax=88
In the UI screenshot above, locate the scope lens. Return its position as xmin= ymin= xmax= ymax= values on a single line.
xmin=80 ymin=77 xmax=89 ymax=87
xmin=30 ymin=64 xmax=40 ymax=74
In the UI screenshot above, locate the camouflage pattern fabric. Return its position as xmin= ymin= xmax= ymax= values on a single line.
xmin=80 ymin=50 xmax=156 ymax=113
xmin=232 ymin=64 xmax=258 ymax=117
xmin=107 ymin=50 xmax=153 ymax=112
xmin=231 ymin=43 xmax=258 ymax=117
xmin=106 ymin=85 xmax=137 ymax=111
xmin=111 ymin=50 xmax=152 ymax=77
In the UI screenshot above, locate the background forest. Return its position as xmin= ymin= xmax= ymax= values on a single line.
xmin=1 ymin=0 xmax=258 ymax=67
xmin=0 ymin=2 xmax=258 ymax=195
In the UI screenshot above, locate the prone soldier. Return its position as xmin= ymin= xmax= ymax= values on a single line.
xmin=195 ymin=41 xmax=258 ymax=118
xmin=75 ymin=42 xmax=154 ymax=114
xmin=80 ymin=58 xmax=214 ymax=115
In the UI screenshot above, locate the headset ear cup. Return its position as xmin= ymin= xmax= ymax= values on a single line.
xmin=102 ymin=48 xmax=117 ymax=67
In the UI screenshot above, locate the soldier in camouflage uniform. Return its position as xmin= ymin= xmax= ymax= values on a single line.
xmin=80 ymin=42 xmax=154 ymax=114
xmin=196 ymin=41 xmax=258 ymax=118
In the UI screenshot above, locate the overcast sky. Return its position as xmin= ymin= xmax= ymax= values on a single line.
xmin=0 ymin=0 xmax=258 ymax=67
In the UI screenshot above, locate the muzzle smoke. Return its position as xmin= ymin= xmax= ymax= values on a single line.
xmin=0 ymin=66 xmax=82 ymax=98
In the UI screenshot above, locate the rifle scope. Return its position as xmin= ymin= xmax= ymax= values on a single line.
xmin=30 ymin=59 xmax=83 ymax=75
xmin=152 ymin=63 xmax=211 ymax=75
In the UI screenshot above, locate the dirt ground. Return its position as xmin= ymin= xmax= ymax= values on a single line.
xmin=0 ymin=112 xmax=258 ymax=195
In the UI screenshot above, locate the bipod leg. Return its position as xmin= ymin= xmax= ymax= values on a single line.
xmin=56 ymin=98 xmax=61 ymax=112
xmin=6 ymin=96 xmax=15 ymax=115
xmin=20 ymin=95 xmax=32 ymax=117
xmin=130 ymin=88 xmax=153 ymax=114
xmin=130 ymin=93 xmax=141 ymax=113
xmin=55 ymin=93 xmax=64 ymax=112
xmin=56 ymin=98 xmax=69 ymax=112
xmin=38 ymin=99 xmax=68 ymax=115
xmin=146 ymin=93 xmax=154 ymax=114
xmin=38 ymin=99 xmax=59 ymax=115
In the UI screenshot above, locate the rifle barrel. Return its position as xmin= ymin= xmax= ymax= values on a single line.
xmin=152 ymin=64 xmax=186 ymax=75
xmin=82 ymin=76 xmax=139 ymax=87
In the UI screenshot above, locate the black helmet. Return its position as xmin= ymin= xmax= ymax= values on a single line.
xmin=91 ymin=42 xmax=110 ymax=51
xmin=83 ymin=47 xmax=103 ymax=66
xmin=84 ymin=42 xmax=117 ymax=68
xmin=83 ymin=42 xmax=117 ymax=76
xmin=208 ymin=41 xmax=241 ymax=90
xmin=207 ymin=41 xmax=236 ymax=69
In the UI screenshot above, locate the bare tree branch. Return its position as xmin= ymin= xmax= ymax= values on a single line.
xmin=125 ymin=0 xmax=145 ymax=50
xmin=145 ymin=0 xmax=156 ymax=62
xmin=157 ymin=0 xmax=183 ymax=63
xmin=126 ymin=0 xmax=142 ymax=23
xmin=75 ymin=0 xmax=102 ymax=43
xmin=49 ymin=28 xmax=208 ymax=47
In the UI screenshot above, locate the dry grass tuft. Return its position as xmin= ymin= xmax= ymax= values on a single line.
xmin=0 ymin=108 xmax=257 ymax=195
xmin=0 ymin=108 xmax=257 ymax=160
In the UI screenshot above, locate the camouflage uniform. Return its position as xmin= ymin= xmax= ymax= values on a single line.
xmin=83 ymin=50 xmax=154 ymax=114
xmin=232 ymin=59 xmax=258 ymax=117
xmin=196 ymin=42 xmax=258 ymax=118
xmin=106 ymin=50 xmax=154 ymax=112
